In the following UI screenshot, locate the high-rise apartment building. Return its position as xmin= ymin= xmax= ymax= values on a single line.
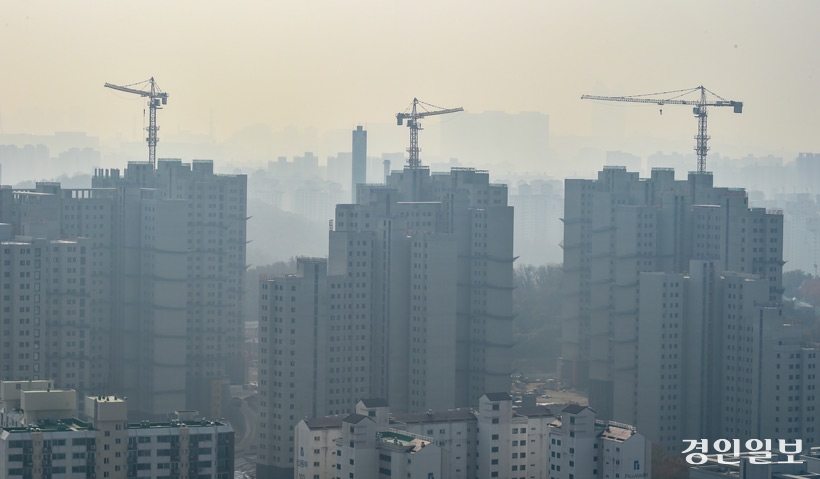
xmin=0 ymin=159 xmax=247 ymax=419
xmin=0 ymin=237 xmax=106 ymax=395
xmin=351 ymin=126 xmax=366 ymax=203
xmin=560 ymin=167 xmax=783 ymax=424
xmin=637 ymin=265 xmax=820 ymax=452
xmin=257 ymin=257 xmax=371 ymax=477
xmin=93 ymin=159 xmax=248 ymax=418
xmin=371 ymin=166 xmax=514 ymax=407
xmin=560 ymin=166 xmax=820 ymax=456
xmin=257 ymin=166 xmax=514 ymax=479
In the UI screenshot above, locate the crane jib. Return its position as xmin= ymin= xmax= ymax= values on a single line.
xmin=104 ymin=77 xmax=169 ymax=170
xmin=580 ymin=86 xmax=742 ymax=173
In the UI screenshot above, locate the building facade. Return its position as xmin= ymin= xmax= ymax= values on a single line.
xmin=0 ymin=159 xmax=247 ymax=419
xmin=0 ymin=384 xmax=234 ymax=479
xmin=0 ymin=236 xmax=106 ymax=397
xmin=351 ymin=126 xmax=366 ymax=203
xmin=258 ymin=166 xmax=514 ymax=479
xmin=476 ymin=393 xmax=553 ymax=479
xmin=293 ymin=396 xmax=651 ymax=479
xmin=561 ymin=168 xmax=784 ymax=425
xmin=562 ymin=166 xmax=820 ymax=456
xmin=547 ymin=405 xmax=651 ymax=479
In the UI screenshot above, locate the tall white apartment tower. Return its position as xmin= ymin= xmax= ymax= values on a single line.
xmin=561 ymin=166 xmax=820 ymax=454
xmin=561 ymin=168 xmax=784 ymax=426
xmin=257 ymin=166 xmax=514 ymax=479
xmin=91 ymin=160 xmax=248 ymax=419
xmin=0 ymin=237 xmax=102 ymax=395
xmin=637 ymin=265 xmax=820 ymax=452
xmin=257 ymin=258 xmax=372 ymax=478
xmin=355 ymin=166 xmax=514 ymax=408
xmin=0 ymin=160 xmax=247 ymax=419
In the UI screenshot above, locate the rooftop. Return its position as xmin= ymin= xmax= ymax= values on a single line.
xmin=304 ymin=415 xmax=346 ymax=430
xmin=0 ymin=418 xmax=229 ymax=435
xmin=595 ymin=420 xmax=637 ymax=442
xmin=1 ymin=417 xmax=93 ymax=434
xmin=343 ymin=413 xmax=369 ymax=425
xmin=127 ymin=419 xmax=228 ymax=430
xmin=392 ymin=409 xmax=476 ymax=425
xmin=515 ymin=406 xmax=553 ymax=418
xmin=359 ymin=398 xmax=389 ymax=408
xmin=562 ymin=404 xmax=589 ymax=414
xmin=377 ymin=430 xmax=432 ymax=453
xmin=483 ymin=392 xmax=511 ymax=402
xmin=89 ymin=395 xmax=125 ymax=403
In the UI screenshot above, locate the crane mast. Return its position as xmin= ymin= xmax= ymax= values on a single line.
xmin=104 ymin=77 xmax=169 ymax=169
xmin=581 ymin=86 xmax=742 ymax=173
xmin=397 ymin=98 xmax=463 ymax=168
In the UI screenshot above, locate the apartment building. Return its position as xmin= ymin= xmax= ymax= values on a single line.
xmin=0 ymin=159 xmax=247 ymax=419
xmin=561 ymin=167 xmax=783 ymax=426
xmin=0 ymin=383 xmax=234 ymax=479
xmin=0 ymin=236 xmax=104 ymax=397
xmin=476 ymin=392 xmax=554 ymax=479
xmin=547 ymin=405 xmax=651 ymax=479
xmin=293 ymin=395 xmax=650 ymax=479
xmin=258 ymin=166 xmax=514 ymax=479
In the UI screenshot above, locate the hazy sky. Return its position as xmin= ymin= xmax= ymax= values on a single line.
xmin=2 ymin=0 xmax=819 ymax=159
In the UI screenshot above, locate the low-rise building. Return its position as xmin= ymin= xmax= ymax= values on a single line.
xmin=476 ymin=392 xmax=553 ymax=479
xmin=295 ymin=396 xmax=651 ymax=479
xmin=0 ymin=383 xmax=234 ymax=479
xmin=392 ymin=407 xmax=477 ymax=479
xmin=294 ymin=415 xmax=346 ymax=479
xmin=548 ymin=405 xmax=651 ymax=479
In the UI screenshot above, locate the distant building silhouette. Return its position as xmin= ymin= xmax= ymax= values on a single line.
xmin=352 ymin=126 xmax=367 ymax=202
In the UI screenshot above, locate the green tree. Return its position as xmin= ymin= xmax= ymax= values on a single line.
xmin=784 ymin=269 xmax=812 ymax=301
xmin=651 ymin=443 xmax=689 ymax=479
xmin=512 ymin=264 xmax=563 ymax=374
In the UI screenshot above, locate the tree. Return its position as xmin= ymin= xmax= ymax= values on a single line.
xmin=512 ymin=264 xmax=563 ymax=373
xmin=784 ymin=269 xmax=812 ymax=301
xmin=800 ymin=277 xmax=820 ymax=307
xmin=651 ymin=443 xmax=689 ymax=479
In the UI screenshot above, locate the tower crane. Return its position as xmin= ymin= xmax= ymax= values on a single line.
xmin=397 ymin=98 xmax=463 ymax=168
xmin=104 ymin=77 xmax=169 ymax=169
xmin=581 ymin=86 xmax=742 ymax=173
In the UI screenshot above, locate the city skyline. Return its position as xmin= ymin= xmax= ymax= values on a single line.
xmin=1 ymin=1 xmax=819 ymax=169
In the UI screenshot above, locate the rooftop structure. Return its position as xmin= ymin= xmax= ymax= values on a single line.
xmin=0 ymin=384 xmax=234 ymax=479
